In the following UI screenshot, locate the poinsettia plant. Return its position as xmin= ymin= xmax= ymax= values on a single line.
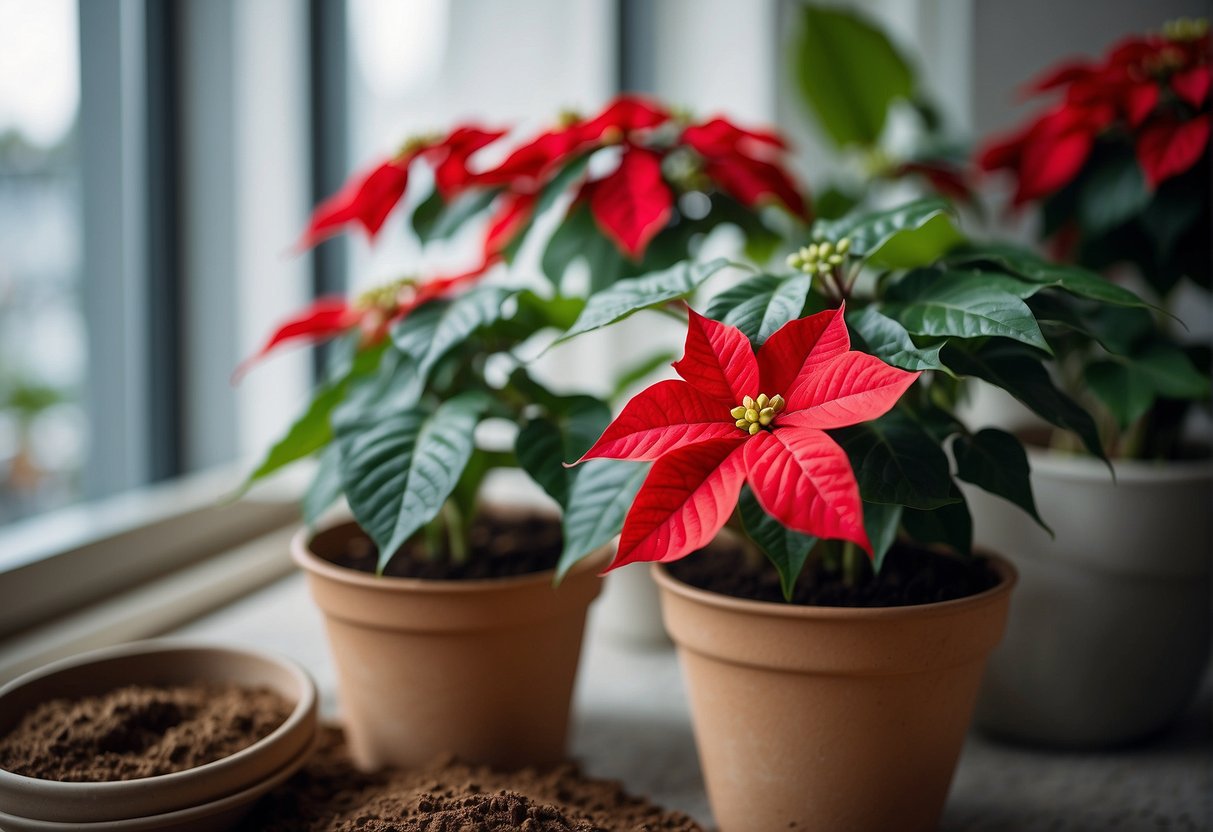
xmin=553 ymin=197 xmax=1163 ymax=596
xmin=236 ymin=97 xmax=809 ymax=572
xmin=977 ymin=19 xmax=1211 ymax=458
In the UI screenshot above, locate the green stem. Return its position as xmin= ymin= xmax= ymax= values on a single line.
xmin=842 ymin=541 xmax=862 ymax=588
xmin=443 ymin=500 xmax=468 ymax=565
xmin=654 ymin=303 xmax=689 ymax=323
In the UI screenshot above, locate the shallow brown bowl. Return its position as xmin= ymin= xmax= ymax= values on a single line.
xmin=0 ymin=640 xmax=318 ymax=825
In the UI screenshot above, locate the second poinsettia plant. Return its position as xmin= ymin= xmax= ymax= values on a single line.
xmin=554 ymin=197 xmax=1163 ymax=597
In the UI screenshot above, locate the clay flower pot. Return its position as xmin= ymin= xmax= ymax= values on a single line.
xmin=293 ymin=518 xmax=603 ymax=770
xmin=0 ymin=641 xmax=317 ymax=831
xmin=968 ymin=449 xmax=1211 ymax=747
xmin=653 ymin=557 xmax=1016 ymax=832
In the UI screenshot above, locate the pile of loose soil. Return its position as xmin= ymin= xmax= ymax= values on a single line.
xmin=328 ymin=511 xmax=565 ymax=580
xmin=241 ymin=727 xmax=702 ymax=832
xmin=0 ymin=682 xmax=291 ymax=781
xmin=669 ymin=538 xmax=1000 ymax=607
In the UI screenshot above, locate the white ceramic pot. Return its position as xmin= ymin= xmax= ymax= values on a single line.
xmin=967 ymin=449 xmax=1212 ymax=747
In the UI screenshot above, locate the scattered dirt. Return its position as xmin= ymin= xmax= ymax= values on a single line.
xmin=0 ymin=682 xmax=291 ymax=781
xmin=325 ymin=510 xmax=564 ymax=580
xmin=669 ymin=537 xmax=1000 ymax=607
xmin=242 ymin=726 xmax=702 ymax=831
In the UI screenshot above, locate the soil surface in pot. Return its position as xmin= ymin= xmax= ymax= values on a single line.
xmin=0 ymin=682 xmax=291 ymax=781
xmin=240 ymin=726 xmax=701 ymax=831
xmin=669 ymin=539 xmax=999 ymax=607
xmin=327 ymin=510 xmax=564 ymax=580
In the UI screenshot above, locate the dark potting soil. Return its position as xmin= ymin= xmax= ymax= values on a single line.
xmin=241 ymin=726 xmax=702 ymax=832
xmin=0 ymin=682 xmax=292 ymax=781
xmin=326 ymin=511 xmax=564 ymax=580
xmin=668 ymin=538 xmax=1000 ymax=608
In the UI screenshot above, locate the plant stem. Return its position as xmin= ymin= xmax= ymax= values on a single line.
xmin=842 ymin=541 xmax=862 ymax=588
xmin=443 ymin=500 xmax=468 ymax=565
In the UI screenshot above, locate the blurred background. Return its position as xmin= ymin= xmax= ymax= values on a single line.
xmin=0 ymin=0 xmax=1203 ymax=531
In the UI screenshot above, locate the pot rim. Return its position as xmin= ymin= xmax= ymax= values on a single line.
xmin=292 ymin=518 xmax=606 ymax=594
xmin=0 ymin=640 xmax=316 ymax=800
xmin=651 ymin=551 xmax=1017 ymax=622
xmin=1025 ymin=445 xmax=1213 ymax=484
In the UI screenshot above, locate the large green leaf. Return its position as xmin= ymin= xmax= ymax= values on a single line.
xmin=846 ymin=305 xmax=946 ymax=373
xmin=557 ymin=258 xmax=731 ymax=343
xmin=515 ymin=395 xmax=612 ymax=509
xmin=334 ymin=347 xmax=422 ymax=424
xmin=557 ymin=459 xmax=649 ymax=580
xmin=947 ymin=244 xmax=1154 ymax=310
xmin=953 ymin=428 xmax=1051 ymax=533
xmin=830 ymin=408 xmax=959 ymax=510
xmin=542 ymin=202 xmax=629 ymax=291
xmin=411 ymin=188 xmax=498 ymax=243
xmin=793 ymin=3 xmax=914 ymax=149
xmin=1084 ymin=361 xmax=1156 ymax=429
xmin=862 ymin=501 xmax=902 ymax=573
xmin=1077 ymin=144 xmax=1149 ymax=235
xmin=866 ymin=213 xmax=965 ymax=269
xmin=901 ymin=487 xmax=972 ymax=556
xmin=738 ymin=485 xmax=817 ymax=600
xmin=391 ymin=286 xmax=511 ymax=380
xmin=1133 ymin=343 xmax=1211 ymax=400
xmin=335 ymin=392 xmax=490 ymax=572
xmin=302 ymin=445 xmax=343 ymax=527
xmin=944 ymin=342 xmax=1108 ymax=463
xmin=881 ymin=269 xmax=1052 ymax=353
xmin=813 ymin=198 xmax=956 ymax=260
xmin=704 ymin=273 xmax=813 ymax=347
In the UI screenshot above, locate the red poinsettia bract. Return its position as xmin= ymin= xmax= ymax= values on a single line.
xmin=978 ymin=27 xmax=1211 ymax=203
xmin=574 ymin=306 xmax=920 ymax=570
xmin=298 ymin=125 xmax=506 ymax=249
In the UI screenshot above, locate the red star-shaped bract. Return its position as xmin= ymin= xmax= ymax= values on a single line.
xmin=575 ymin=306 xmax=920 ymax=570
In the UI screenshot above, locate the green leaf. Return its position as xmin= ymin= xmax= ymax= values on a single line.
xmin=866 ymin=212 xmax=965 ymax=269
xmin=1134 ymin=343 xmax=1211 ymax=400
xmin=846 ymin=305 xmax=946 ymax=373
xmin=813 ymin=198 xmax=955 ymax=260
xmin=945 ymin=342 xmax=1108 ymax=463
xmin=334 ymin=347 xmax=422 ymax=424
xmin=881 ymin=269 xmax=1052 ymax=353
xmin=830 ymin=408 xmax=960 ymax=510
xmin=610 ymin=351 xmax=678 ymax=402
xmin=863 ymin=501 xmax=902 ymax=573
xmin=1084 ymin=360 xmax=1156 ymax=430
xmin=391 ymin=286 xmax=511 ymax=381
xmin=738 ymin=485 xmax=817 ymax=600
xmin=557 ymin=258 xmax=731 ymax=343
xmin=302 ymin=445 xmax=343 ymax=527
xmin=542 ymin=202 xmax=629 ymax=291
xmin=704 ymin=273 xmax=813 ymax=347
xmin=1077 ymin=144 xmax=1149 ymax=235
xmin=515 ymin=395 xmax=612 ymax=509
xmin=411 ymin=188 xmax=498 ymax=243
xmin=901 ymin=487 xmax=972 ymax=556
xmin=334 ymin=392 xmax=491 ymax=572
xmin=953 ymin=428 xmax=1051 ymax=534
xmin=243 ymin=381 xmax=343 ymax=488
xmin=557 ymin=459 xmax=649 ymax=580
xmin=947 ymin=244 xmax=1155 ymax=310
xmin=793 ymin=3 xmax=914 ymax=148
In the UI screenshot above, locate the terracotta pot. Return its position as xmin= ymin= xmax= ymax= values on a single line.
xmin=968 ymin=449 xmax=1212 ymax=747
xmin=653 ymin=557 xmax=1016 ymax=832
xmin=0 ymin=641 xmax=317 ymax=829
xmin=293 ymin=519 xmax=603 ymax=770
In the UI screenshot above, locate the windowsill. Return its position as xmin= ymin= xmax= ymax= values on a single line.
xmin=171 ymin=571 xmax=1213 ymax=830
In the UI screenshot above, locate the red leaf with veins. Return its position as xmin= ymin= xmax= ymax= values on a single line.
xmin=579 ymin=308 xmax=918 ymax=568
xmin=1171 ymin=66 xmax=1211 ymax=109
xmin=743 ymin=429 xmax=869 ymax=552
xmin=612 ymin=439 xmax=747 ymax=569
xmin=778 ymin=352 xmax=923 ymax=429
xmin=757 ymin=305 xmax=850 ymax=395
xmin=299 ymin=159 xmax=412 ymax=248
xmin=673 ymin=308 xmax=760 ymax=403
xmin=1136 ymin=115 xmax=1211 ymax=188
xmin=588 ymin=147 xmax=673 ymax=258
xmin=575 ymin=379 xmax=738 ymax=463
